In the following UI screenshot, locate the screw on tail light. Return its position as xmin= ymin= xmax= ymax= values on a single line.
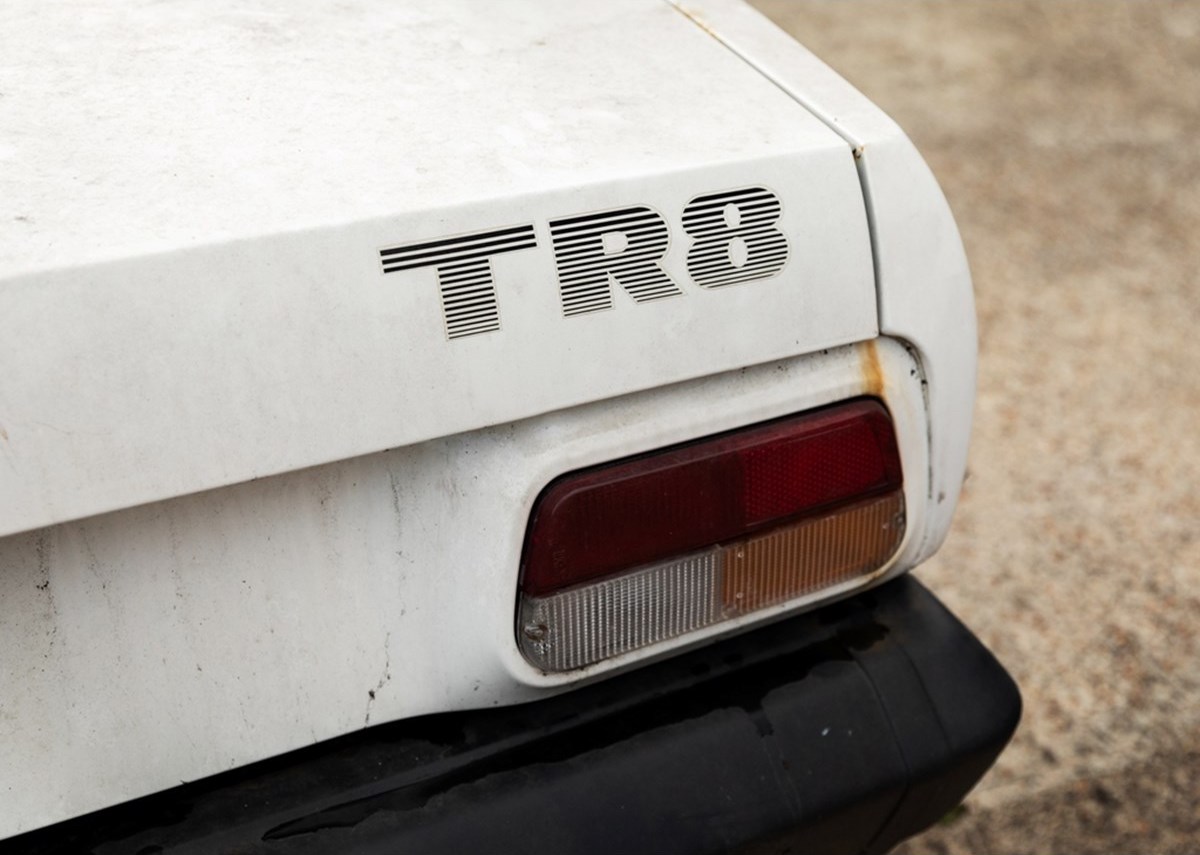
xmin=517 ymin=399 xmax=906 ymax=672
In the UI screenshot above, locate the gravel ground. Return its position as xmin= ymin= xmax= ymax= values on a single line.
xmin=748 ymin=1 xmax=1200 ymax=852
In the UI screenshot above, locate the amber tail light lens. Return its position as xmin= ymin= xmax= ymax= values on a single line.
xmin=518 ymin=399 xmax=905 ymax=672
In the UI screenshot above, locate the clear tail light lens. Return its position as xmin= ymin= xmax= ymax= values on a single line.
xmin=518 ymin=399 xmax=905 ymax=672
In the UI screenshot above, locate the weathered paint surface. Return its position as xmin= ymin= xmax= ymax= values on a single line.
xmin=670 ymin=0 xmax=976 ymax=564
xmin=0 ymin=0 xmax=976 ymax=839
xmin=0 ymin=340 xmax=930 ymax=836
xmin=0 ymin=0 xmax=875 ymax=539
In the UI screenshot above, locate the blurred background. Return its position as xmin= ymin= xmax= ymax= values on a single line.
xmin=748 ymin=2 xmax=1200 ymax=852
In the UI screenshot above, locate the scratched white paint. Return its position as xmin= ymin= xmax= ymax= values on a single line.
xmin=0 ymin=340 xmax=930 ymax=837
xmin=0 ymin=0 xmax=978 ymax=839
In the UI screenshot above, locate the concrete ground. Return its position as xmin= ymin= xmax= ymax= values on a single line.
xmin=747 ymin=1 xmax=1200 ymax=852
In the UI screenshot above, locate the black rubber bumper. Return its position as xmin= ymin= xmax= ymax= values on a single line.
xmin=8 ymin=575 xmax=1020 ymax=855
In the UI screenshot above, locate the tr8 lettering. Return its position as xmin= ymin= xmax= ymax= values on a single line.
xmin=379 ymin=185 xmax=789 ymax=340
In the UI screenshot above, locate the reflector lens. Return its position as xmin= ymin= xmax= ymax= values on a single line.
xmin=520 ymin=492 xmax=904 ymax=672
xmin=520 ymin=399 xmax=902 ymax=597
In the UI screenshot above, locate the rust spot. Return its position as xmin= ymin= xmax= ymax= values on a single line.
xmin=860 ymin=339 xmax=884 ymax=398
xmin=0 ymin=424 xmax=7 ymax=441
xmin=674 ymin=5 xmax=720 ymax=40
xmin=852 ymin=145 xmax=866 ymax=160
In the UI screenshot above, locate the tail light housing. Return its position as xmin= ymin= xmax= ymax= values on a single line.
xmin=517 ymin=398 xmax=906 ymax=672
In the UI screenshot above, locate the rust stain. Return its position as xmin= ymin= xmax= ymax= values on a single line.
xmin=852 ymin=144 xmax=866 ymax=160
xmin=861 ymin=339 xmax=884 ymax=398
xmin=0 ymin=424 xmax=7 ymax=442
xmin=674 ymin=5 xmax=720 ymax=40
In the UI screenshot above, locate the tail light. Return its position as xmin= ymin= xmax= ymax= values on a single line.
xmin=517 ymin=398 xmax=906 ymax=672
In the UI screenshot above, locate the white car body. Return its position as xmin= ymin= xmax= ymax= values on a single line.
xmin=0 ymin=0 xmax=974 ymax=838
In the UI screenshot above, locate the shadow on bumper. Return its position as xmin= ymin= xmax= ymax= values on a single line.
xmin=7 ymin=574 xmax=1020 ymax=855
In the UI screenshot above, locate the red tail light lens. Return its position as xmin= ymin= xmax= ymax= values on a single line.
xmin=521 ymin=399 xmax=902 ymax=597
xmin=517 ymin=398 xmax=906 ymax=672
